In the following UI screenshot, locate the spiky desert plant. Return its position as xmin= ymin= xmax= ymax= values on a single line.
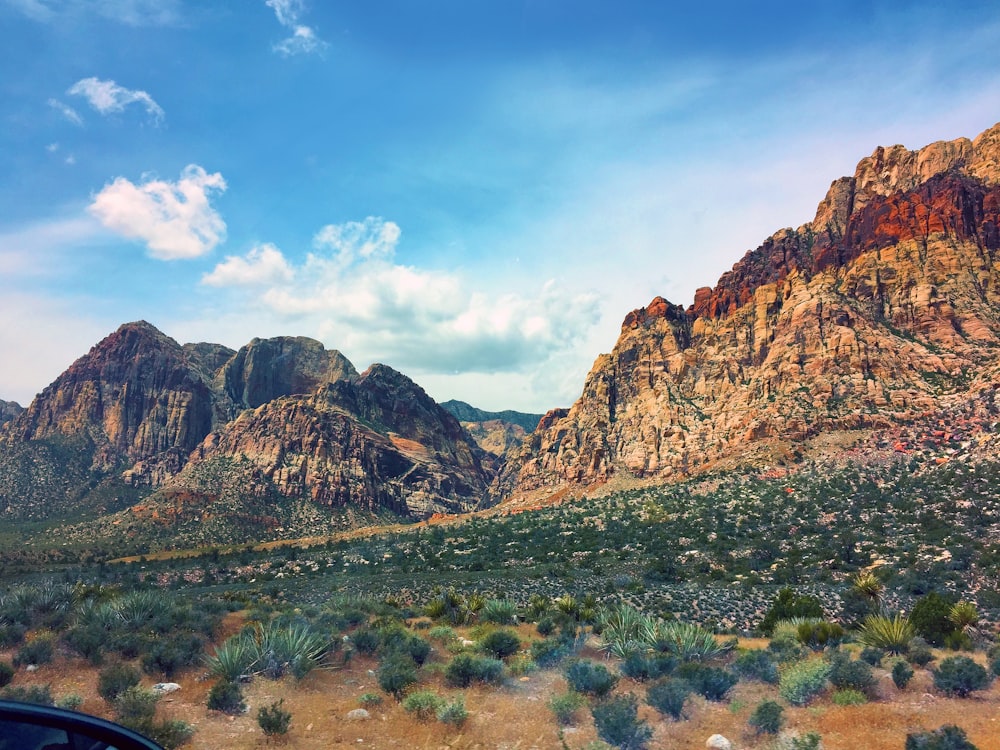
xmin=205 ymin=634 xmax=259 ymax=682
xmin=656 ymin=621 xmax=733 ymax=662
xmin=599 ymin=604 xmax=651 ymax=659
xmin=858 ymin=613 xmax=915 ymax=656
xmin=113 ymin=590 xmax=164 ymax=627
xmin=254 ymin=621 xmax=330 ymax=679
xmin=948 ymin=602 xmax=979 ymax=633
xmin=481 ymin=599 xmax=518 ymax=625
xmin=852 ymin=571 xmax=885 ymax=612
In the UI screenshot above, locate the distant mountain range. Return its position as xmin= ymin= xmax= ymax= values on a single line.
xmin=4 ymin=122 xmax=1000 ymax=548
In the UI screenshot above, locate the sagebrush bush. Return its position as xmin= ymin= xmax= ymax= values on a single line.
xmin=479 ymin=629 xmax=521 ymax=659
xmin=351 ymin=628 xmax=380 ymax=655
xmin=13 ymin=633 xmax=55 ymax=667
xmin=436 ymin=696 xmax=468 ymax=726
xmin=675 ymin=662 xmax=737 ymax=702
xmin=98 ymin=662 xmax=141 ymax=703
xmin=114 ymin=686 xmax=158 ymax=728
xmin=530 ymin=637 xmax=568 ymax=667
xmin=828 ymin=651 xmax=875 ymax=696
xmin=549 ymin=691 xmax=586 ymax=725
xmin=591 ymin=693 xmax=652 ymax=750
xmin=1 ymin=684 xmax=54 ymax=705
xmin=748 ymin=699 xmax=783 ymax=734
xmin=831 ymin=688 xmax=867 ymax=705
xmin=0 ymin=661 xmax=13 ymax=688
xmin=907 ymin=637 xmax=935 ymax=666
xmin=892 ymin=659 xmax=914 ymax=689
xmin=859 ymin=647 xmax=884 ymax=666
xmin=564 ymin=659 xmax=618 ymax=698
xmin=933 ymin=656 xmax=991 ymax=697
xmin=734 ymin=649 xmax=779 ymax=684
xmin=402 ymin=690 xmax=444 ymax=721
xmin=207 ymin=680 xmax=246 ymax=715
xmin=445 ymin=653 xmax=503 ymax=687
xmin=378 ymin=654 xmax=418 ymax=699
xmin=778 ymin=658 xmax=830 ymax=706
xmin=645 ymin=678 xmax=689 ymax=721
xmin=257 ymin=699 xmax=291 ymax=736
xmin=905 ymin=724 xmax=979 ymax=750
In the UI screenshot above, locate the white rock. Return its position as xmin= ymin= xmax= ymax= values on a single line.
xmin=152 ymin=683 xmax=181 ymax=695
xmin=25 ymin=665 xmax=38 ymax=673
xmin=707 ymin=735 xmax=733 ymax=750
xmin=346 ymin=709 xmax=370 ymax=721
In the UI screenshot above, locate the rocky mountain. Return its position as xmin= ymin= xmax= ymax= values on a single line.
xmin=0 ymin=399 xmax=22 ymax=426
xmin=440 ymin=400 xmax=544 ymax=432
xmin=498 ymin=122 xmax=1000 ymax=498
xmin=0 ymin=324 xmax=490 ymax=528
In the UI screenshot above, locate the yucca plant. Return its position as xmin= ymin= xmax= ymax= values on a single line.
xmin=481 ymin=599 xmax=518 ymax=625
xmin=948 ymin=601 xmax=979 ymax=633
xmin=598 ymin=604 xmax=651 ymax=659
xmin=858 ymin=613 xmax=915 ymax=656
xmin=657 ymin=621 xmax=732 ymax=662
xmin=205 ymin=635 xmax=259 ymax=682
xmin=255 ymin=621 xmax=330 ymax=679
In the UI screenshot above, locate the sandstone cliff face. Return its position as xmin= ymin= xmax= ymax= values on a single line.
xmin=500 ymin=122 xmax=1000 ymax=496
xmin=0 ymin=400 xmax=23 ymax=426
xmin=160 ymin=364 xmax=490 ymax=517
xmin=1 ymin=323 xmax=490 ymax=523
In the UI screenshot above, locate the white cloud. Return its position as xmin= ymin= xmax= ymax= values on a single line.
xmin=47 ymin=98 xmax=83 ymax=125
xmin=68 ymin=77 xmax=164 ymax=123
xmin=227 ymin=217 xmax=600 ymax=377
xmin=202 ymin=243 xmax=294 ymax=287
xmin=265 ymin=0 xmax=327 ymax=56
xmin=10 ymin=0 xmax=180 ymax=25
xmin=88 ymin=165 xmax=227 ymax=260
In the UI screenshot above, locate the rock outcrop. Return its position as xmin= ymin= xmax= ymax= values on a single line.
xmin=499 ymin=122 xmax=1000 ymax=497
xmin=0 ymin=400 xmax=23 ymax=426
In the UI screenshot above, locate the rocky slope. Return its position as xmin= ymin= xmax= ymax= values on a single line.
xmin=498 ymin=122 xmax=1000 ymax=497
xmin=0 ymin=324 xmax=489 ymax=525
xmin=0 ymin=399 xmax=23 ymax=426
xmin=440 ymin=400 xmax=543 ymax=432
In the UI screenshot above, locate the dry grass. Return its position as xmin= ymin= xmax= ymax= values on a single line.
xmin=3 ymin=632 xmax=1000 ymax=750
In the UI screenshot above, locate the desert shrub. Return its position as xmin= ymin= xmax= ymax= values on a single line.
xmin=796 ymin=620 xmax=845 ymax=650
xmin=645 ymin=678 xmax=689 ymax=721
xmin=64 ymin=625 xmax=106 ymax=665
xmin=436 ymin=696 xmax=468 ymax=726
xmin=479 ymin=629 xmax=521 ymax=659
xmin=550 ymin=691 xmax=587 ymax=725
xmin=907 ymin=637 xmax=935 ymax=666
xmin=905 ymin=724 xmax=979 ymax=750
xmin=536 ymin=617 xmax=556 ymax=636
xmin=378 ymin=654 xmax=418 ymax=699
xmin=759 ymin=589 xmax=824 ymax=635
xmin=748 ymin=699 xmax=783 ymax=734
xmin=943 ymin=631 xmax=973 ymax=651
xmin=1 ymin=684 xmax=54 ymax=705
xmin=146 ymin=719 xmax=194 ymax=749
xmin=98 ymin=662 xmax=141 ymax=703
xmin=791 ymin=732 xmax=824 ymax=750
xmin=675 ymin=662 xmax=736 ymax=701
xmin=402 ymin=690 xmax=444 ymax=721
xmin=828 ymin=651 xmax=875 ymax=696
xmin=207 ymin=680 xmax=246 ymax=715
xmin=778 ymin=658 xmax=830 ymax=706
xmin=427 ymin=625 xmax=456 ymax=642
xmin=13 ymin=633 xmax=55 ymax=667
xmin=351 ymin=627 xmax=380 ymax=655
xmin=933 ymin=656 xmax=991 ymax=697
xmin=565 ymin=660 xmax=618 ymax=698
xmin=734 ymin=649 xmax=779 ymax=684
xmin=990 ymin=653 xmax=1000 ymax=678
xmin=859 ymin=647 xmax=884 ymax=666
xmin=114 ymin=686 xmax=158 ymax=727
xmin=858 ymin=613 xmax=915 ymax=655
xmin=56 ymin=694 xmax=83 ymax=710
xmin=0 ymin=661 xmax=13 ymax=688
xmin=530 ymin=637 xmax=568 ymax=667
xmin=591 ymin=693 xmax=652 ymax=750
xmin=620 ymin=651 xmax=676 ymax=681
xmin=892 ymin=659 xmax=915 ymax=689
xmin=831 ymin=688 xmax=867 ymax=705
xmin=397 ymin=634 xmax=431 ymax=666
xmin=445 ymin=653 xmax=503 ymax=687
xmin=257 ymin=699 xmax=291 ymax=737
xmin=0 ymin=622 xmax=27 ymax=649
xmin=142 ymin=634 xmax=204 ymax=679
xmin=481 ymin=599 xmax=518 ymax=625
xmin=911 ymin=592 xmax=958 ymax=647
xmin=768 ymin=623 xmax=805 ymax=662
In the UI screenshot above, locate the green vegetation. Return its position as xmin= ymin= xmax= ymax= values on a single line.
xmin=748 ymin=699 xmax=783 ymax=734
xmin=906 ymin=725 xmax=980 ymax=750
xmin=932 ymin=656 xmax=992 ymax=697
xmin=778 ymin=658 xmax=831 ymax=705
xmin=591 ymin=693 xmax=652 ymax=750
xmin=257 ymin=699 xmax=292 ymax=737
xmin=549 ymin=691 xmax=587 ymax=725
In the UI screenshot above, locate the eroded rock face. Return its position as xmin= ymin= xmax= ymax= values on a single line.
xmin=0 ymin=400 xmax=23 ymax=426
xmin=500 ymin=122 xmax=1000 ymax=497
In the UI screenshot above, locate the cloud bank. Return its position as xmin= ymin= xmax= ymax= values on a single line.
xmin=88 ymin=165 xmax=227 ymax=260
xmin=203 ymin=217 xmax=600 ymax=376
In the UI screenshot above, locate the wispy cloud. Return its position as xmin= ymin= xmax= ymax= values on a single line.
xmin=9 ymin=0 xmax=181 ymax=26
xmin=68 ymin=77 xmax=164 ymax=123
xmin=47 ymin=97 xmax=83 ymax=125
xmin=88 ymin=165 xmax=227 ymax=260
xmin=202 ymin=243 xmax=293 ymax=287
xmin=265 ymin=0 xmax=327 ymax=57
xmin=203 ymin=217 xmax=600 ymax=376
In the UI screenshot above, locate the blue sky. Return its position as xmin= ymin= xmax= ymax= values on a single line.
xmin=2 ymin=0 xmax=999 ymax=412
